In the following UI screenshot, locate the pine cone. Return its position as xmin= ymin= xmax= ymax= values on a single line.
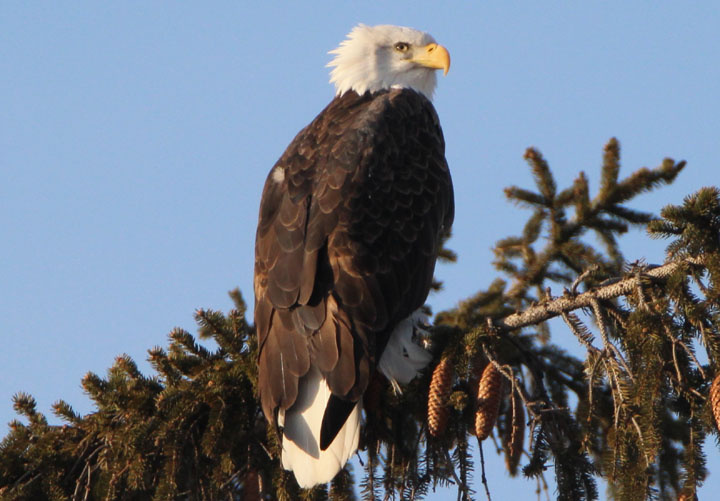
xmin=475 ymin=362 xmax=504 ymax=441
xmin=427 ymin=356 xmax=453 ymax=437
xmin=467 ymin=353 xmax=488 ymax=407
xmin=504 ymin=389 xmax=525 ymax=475
xmin=710 ymin=373 xmax=720 ymax=432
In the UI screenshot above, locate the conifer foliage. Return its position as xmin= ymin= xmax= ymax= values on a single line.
xmin=2 ymin=139 xmax=720 ymax=500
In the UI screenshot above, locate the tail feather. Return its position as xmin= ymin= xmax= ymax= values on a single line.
xmin=321 ymin=395 xmax=358 ymax=450
xmin=281 ymin=310 xmax=430 ymax=488
xmin=281 ymin=366 xmax=361 ymax=488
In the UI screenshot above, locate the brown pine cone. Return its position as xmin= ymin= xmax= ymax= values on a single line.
xmin=475 ymin=362 xmax=504 ymax=441
xmin=710 ymin=373 xmax=720 ymax=432
xmin=427 ymin=356 xmax=453 ymax=437
xmin=467 ymin=353 xmax=488 ymax=410
xmin=504 ymin=388 xmax=525 ymax=475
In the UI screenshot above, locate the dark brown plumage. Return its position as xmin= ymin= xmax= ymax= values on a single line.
xmin=254 ymin=87 xmax=453 ymax=449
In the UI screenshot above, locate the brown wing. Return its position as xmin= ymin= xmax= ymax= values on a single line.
xmin=254 ymin=88 xmax=454 ymax=428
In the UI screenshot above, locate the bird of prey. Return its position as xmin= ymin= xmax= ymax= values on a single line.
xmin=254 ymin=24 xmax=454 ymax=487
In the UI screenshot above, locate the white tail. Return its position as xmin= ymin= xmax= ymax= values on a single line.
xmin=281 ymin=310 xmax=430 ymax=487
xmin=281 ymin=366 xmax=361 ymax=488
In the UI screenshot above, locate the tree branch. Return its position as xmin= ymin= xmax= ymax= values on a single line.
xmin=495 ymin=256 xmax=704 ymax=332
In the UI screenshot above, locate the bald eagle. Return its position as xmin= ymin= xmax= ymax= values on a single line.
xmin=254 ymin=24 xmax=454 ymax=488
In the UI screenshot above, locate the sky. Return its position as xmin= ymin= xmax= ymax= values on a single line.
xmin=2 ymin=2 xmax=719 ymax=498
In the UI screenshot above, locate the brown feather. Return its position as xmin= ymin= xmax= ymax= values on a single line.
xmin=274 ymin=311 xmax=310 ymax=378
xmin=326 ymin=313 xmax=357 ymax=397
xmin=294 ymin=301 xmax=326 ymax=332
xmin=297 ymin=249 xmax=319 ymax=304
xmin=309 ymin=315 xmax=339 ymax=373
xmin=258 ymin=324 xmax=299 ymax=416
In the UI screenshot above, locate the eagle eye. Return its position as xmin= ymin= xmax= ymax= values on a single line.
xmin=393 ymin=42 xmax=410 ymax=53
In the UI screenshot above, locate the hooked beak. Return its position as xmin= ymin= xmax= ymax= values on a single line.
xmin=411 ymin=43 xmax=451 ymax=76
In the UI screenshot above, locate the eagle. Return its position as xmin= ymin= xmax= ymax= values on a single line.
xmin=254 ymin=24 xmax=454 ymax=488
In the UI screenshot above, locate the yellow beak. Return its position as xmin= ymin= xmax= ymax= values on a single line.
xmin=411 ymin=43 xmax=451 ymax=76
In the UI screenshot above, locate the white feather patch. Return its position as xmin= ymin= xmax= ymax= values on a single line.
xmin=327 ymin=24 xmax=438 ymax=99
xmin=378 ymin=310 xmax=433 ymax=393
xmin=281 ymin=366 xmax=361 ymax=488
xmin=271 ymin=166 xmax=285 ymax=183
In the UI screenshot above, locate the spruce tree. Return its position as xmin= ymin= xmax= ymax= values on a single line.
xmin=2 ymin=139 xmax=719 ymax=500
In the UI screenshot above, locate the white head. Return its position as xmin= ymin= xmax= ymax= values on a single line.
xmin=328 ymin=24 xmax=450 ymax=100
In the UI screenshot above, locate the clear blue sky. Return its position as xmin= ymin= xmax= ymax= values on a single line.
xmin=2 ymin=2 xmax=719 ymax=498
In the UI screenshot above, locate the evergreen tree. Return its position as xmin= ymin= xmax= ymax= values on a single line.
xmin=2 ymin=139 xmax=719 ymax=500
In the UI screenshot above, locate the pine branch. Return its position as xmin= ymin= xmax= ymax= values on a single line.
xmin=495 ymin=255 xmax=705 ymax=332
